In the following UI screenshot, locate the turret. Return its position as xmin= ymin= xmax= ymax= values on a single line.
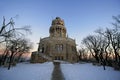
xmin=49 ymin=17 xmax=66 ymax=38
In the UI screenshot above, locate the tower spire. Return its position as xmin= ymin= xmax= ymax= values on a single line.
xmin=49 ymin=17 xmax=67 ymax=38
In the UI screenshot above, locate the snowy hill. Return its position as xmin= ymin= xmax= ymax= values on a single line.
xmin=0 ymin=62 xmax=120 ymax=80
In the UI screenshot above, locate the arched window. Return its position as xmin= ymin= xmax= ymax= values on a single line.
xmin=42 ymin=47 xmax=44 ymax=53
xmin=55 ymin=44 xmax=63 ymax=52
xmin=40 ymin=44 xmax=44 ymax=53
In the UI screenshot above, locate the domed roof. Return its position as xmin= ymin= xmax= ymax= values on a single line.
xmin=52 ymin=17 xmax=65 ymax=26
xmin=49 ymin=17 xmax=67 ymax=38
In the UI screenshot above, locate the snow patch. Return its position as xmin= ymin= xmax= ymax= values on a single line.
xmin=0 ymin=62 xmax=53 ymax=80
xmin=61 ymin=63 xmax=120 ymax=80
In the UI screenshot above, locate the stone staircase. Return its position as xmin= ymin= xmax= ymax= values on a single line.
xmin=38 ymin=52 xmax=52 ymax=61
xmin=31 ymin=51 xmax=53 ymax=63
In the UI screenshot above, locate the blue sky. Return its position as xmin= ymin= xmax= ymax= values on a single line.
xmin=0 ymin=0 xmax=120 ymax=51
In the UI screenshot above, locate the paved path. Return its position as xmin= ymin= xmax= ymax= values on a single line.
xmin=51 ymin=62 xmax=65 ymax=80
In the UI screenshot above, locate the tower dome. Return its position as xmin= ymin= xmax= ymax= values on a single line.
xmin=51 ymin=17 xmax=64 ymax=26
xmin=49 ymin=17 xmax=67 ymax=38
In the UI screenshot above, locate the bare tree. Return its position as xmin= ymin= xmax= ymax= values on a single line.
xmin=0 ymin=17 xmax=31 ymax=44
xmin=0 ymin=17 xmax=32 ymax=69
xmin=80 ymin=15 xmax=120 ymax=70
xmin=78 ymin=47 xmax=85 ymax=61
xmin=112 ymin=15 xmax=120 ymax=64
xmin=14 ymin=38 xmax=32 ymax=62
xmin=96 ymin=25 xmax=120 ymax=63
xmin=82 ymin=35 xmax=101 ymax=63
xmin=6 ymin=38 xmax=32 ymax=70
xmin=95 ymin=15 xmax=120 ymax=69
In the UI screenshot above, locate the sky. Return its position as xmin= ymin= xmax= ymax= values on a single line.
xmin=0 ymin=0 xmax=120 ymax=51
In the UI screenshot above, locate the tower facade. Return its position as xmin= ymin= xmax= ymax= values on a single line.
xmin=31 ymin=17 xmax=78 ymax=63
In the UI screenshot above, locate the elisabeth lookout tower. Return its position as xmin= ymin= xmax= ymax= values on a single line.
xmin=31 ymin=17 xmax=78 ymax=63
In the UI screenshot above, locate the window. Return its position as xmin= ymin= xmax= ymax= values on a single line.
xmin=41 ymin=47 xmax=44 ymax=53
xmin=55 ymin=44 xmax=63 ymax=52
xmin=61 ymin=56 xmax=63 ymax=60
xmin=40 ymin=44 xmax=44 ymax=53
xmin=72 ymin=46 xmax=76 ymax=52
xmin=54 ymin=56 xmax=63 ymax=60
xmin=55 ymin=56 xmax=57 ymax=60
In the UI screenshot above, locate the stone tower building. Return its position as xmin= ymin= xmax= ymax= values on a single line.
xmin=31 ymin=17 xmax=78 ymax=63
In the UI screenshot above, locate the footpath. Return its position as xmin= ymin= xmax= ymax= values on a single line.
xmin=51 ymin=62 xmax=65 ymax=80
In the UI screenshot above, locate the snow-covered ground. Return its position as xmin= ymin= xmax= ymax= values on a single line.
xmin=0 ymin=62 xmax=120 ymax=80
xmin=0 ymin=62 xmax=53 ymax=80
xmin=61 ymin=63 xmax=120 ymax=80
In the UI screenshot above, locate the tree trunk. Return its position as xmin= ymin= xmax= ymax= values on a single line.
xmin=114 ymin=49 xmax=118 ymax=62
xmin=8 ymin=52 xmax=14 ymax=70
xmin=2 ymin=50 xmax=9 ymax=65
xmin=95 ymin=55 xmax=99 ymax=63
xmin=94 ymin=49 xmax=100 ymax=63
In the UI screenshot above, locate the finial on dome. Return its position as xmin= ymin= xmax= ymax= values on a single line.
xmin=56 ymin=17 xmax=61 ymax=19
xmin=51 ymin=17 xmax=64 ymax=26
